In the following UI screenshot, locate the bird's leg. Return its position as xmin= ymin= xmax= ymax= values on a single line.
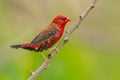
xmin=40 ymin=52 xmax=48 ymax=62
xmin=47 ymin=46 xmax=59 ymax=52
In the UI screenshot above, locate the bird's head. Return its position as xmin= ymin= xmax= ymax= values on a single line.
xmin=52 ymin=15 xmax=71 ymax=28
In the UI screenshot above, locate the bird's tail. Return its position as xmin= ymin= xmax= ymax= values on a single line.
xmin=10 ymin=43 xmax=31 ymax=49
xmin=10 ymin=44 xmax=22 ymax=49
xmin=10 ymin=43 xmax=41 ymax=51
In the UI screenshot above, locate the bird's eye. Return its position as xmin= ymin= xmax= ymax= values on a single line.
xmin=60 ymin=17 xmax=66 ymax=21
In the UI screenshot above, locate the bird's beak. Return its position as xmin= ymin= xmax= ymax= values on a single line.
xmin=65 ymin=17 xmax=71 ymax=22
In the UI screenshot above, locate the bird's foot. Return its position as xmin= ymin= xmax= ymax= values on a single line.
xmin=54 ymin=47 xmax=59 ymax=53
xmin=40 ymin=52 xmax=48 ymax=63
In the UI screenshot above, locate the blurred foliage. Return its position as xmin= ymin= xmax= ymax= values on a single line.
xmin=0 ymin=0 xmax=120 ymax=80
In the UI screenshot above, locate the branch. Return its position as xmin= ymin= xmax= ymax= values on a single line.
xmin=28 ymin=0 xmax=97 ymax=80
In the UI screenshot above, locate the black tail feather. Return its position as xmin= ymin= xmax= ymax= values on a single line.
xmin=10 ymin=44 xmax=22 ymax=49
xmin=10 ymin=43 xmax=43 ymax=52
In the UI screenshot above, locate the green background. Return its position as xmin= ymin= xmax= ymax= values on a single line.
xmin=0 ymin=0 xmax=120 ymax=80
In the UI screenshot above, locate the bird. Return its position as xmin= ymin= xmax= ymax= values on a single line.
xmin=10 ymin=15 xmax=71 ymax=59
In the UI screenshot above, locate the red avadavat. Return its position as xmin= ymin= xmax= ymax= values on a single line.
xmin=11 ymin=15 xmax=71 ymax=52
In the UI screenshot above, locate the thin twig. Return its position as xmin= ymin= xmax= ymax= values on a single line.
xmin=28 ymin=0 xmax=97 ymax=80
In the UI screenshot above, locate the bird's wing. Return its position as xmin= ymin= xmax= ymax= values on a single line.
xmin=31 ymin=26 xmax=58 ymax=44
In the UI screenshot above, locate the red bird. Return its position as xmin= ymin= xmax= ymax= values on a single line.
xmin=11 ymin=15 xmax=71 ymax=52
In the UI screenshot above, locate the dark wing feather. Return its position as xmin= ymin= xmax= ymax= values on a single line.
xmin=31 ymin=27 xmax=58 ymax=44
